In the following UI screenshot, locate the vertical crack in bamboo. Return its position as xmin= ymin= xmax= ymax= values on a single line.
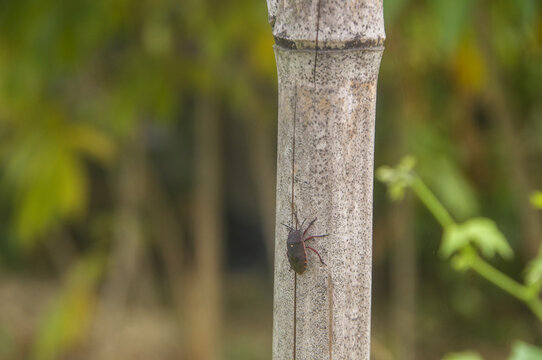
xmin=293 ymin=274 xmax=297 ymax=359
xmin=327 ymin=273 xmax=334 ymax=360
xmin=292 ymin=83 xmax=298 ymax=360
xmin=313 ymin=0 xmax=322 ymax=87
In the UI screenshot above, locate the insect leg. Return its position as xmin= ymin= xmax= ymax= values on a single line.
xmin=302 ymin=218 xmax=318 ymax=236
xmin=304 ymin=234 xmax=329 ymax=242
xmin=306 ymin=246 xmax=326 ymax=266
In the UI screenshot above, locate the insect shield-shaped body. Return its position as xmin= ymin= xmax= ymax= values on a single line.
xmin=284 ymin=217 xmax=328 ymax=275
xmin=286 ymin=228 xmax=308 ymax=274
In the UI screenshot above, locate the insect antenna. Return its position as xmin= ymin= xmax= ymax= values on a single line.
xmin=281 ymin=223 xmax=295 ymax=232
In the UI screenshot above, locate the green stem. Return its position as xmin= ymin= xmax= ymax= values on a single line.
xmin=527 ymin=300 xmax=542 ymax=323
xmin=404 ymin=172 xmax=542 ymax=322
xmin=467 ymin=249 xmax=530 ymax=300
xmin=410 ymin=175 xmax=456 ymax=228
xmin=467 ymin=251 xmax=542 ymax=322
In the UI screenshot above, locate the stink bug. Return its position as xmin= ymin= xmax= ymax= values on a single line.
xmin=282 ymin=211 xmax=328 ymax=275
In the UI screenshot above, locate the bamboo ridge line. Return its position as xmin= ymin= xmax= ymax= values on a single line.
xmin=291 ymin=84 xmax=297 ymax=360
xmin=313 ymin=0 xmax=322 ymax=87
xmin=273 ymin=37 xmax=386 ymax=51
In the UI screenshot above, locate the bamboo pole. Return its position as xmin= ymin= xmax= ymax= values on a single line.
xmin=268 ymin=1 xmax=385 ymax=359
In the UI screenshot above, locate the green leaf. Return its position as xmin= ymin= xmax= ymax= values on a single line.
xmin=509 ymin=341 xmax=542 ymax=360
xmin=14 ymin=149 xmax=87 ymax=245
xmin=441 ymin=224 xmax=471 ymax=258
xmin=524 ymin=257 xmax=542 ymax=287
xmin=465 ymin=218 xmax=513 ymax=260
xmin=3 ymin=128 xmax=89 ymax=247
xmin=375 ymin=166 xmax=395 ymax=183
xmin=450 ymin=252 xmax=473 ymax=272
xmin=66 ymin=124 xmax=116 ymax=165
xmin=442 ymin=350 xmax=484 ymax=360
xmin=440 ymin=218 xmax=513 ymax=260
xmin=530 ymin=191 xmax=542 ymax=209
xmin=376 ymin=156 xmax=417 ymax=201
xmin=31 ymin=255 xmax=105 ymax=360
xmin=397 ymin=155 xmax=417 ymax=172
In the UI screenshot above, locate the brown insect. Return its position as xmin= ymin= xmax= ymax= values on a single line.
xmin=282 ymin=211 xmax=327 ymax=275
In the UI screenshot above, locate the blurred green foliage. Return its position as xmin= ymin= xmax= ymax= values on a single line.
xmin=378 ymin=158 xmax=542 ymax=317
xmin=378 ymin=158 xmax=542 ymax=356
xmin=442 ymin=351 xmax=484 ymax=360
xmin=0 ymin=0 xmax=274 ymax=252
xmin=443 ymin=341 xmax=542 ymax=360
xmin=441 ymin=218 xmax=513 ymax=260
xmin=32 ymin=254 xmax=104 ymax=360
xmin=531 ymin=191 xmax=542 ymax=209
xmin=509 ymin=341 xmax=542 ymax=360
xmin=0 ymin=0 xmax=275 ymax=358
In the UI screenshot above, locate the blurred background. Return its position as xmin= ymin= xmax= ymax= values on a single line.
xmin=0 ymin=0 xmax=541 ymax=359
